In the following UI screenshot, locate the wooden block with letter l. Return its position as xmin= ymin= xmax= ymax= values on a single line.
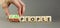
xmin=8 ymin=15 xmax=20 ymax=22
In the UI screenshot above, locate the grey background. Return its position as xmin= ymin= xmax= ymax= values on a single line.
xmin=0 ymin=0 xmax=60 ymax=28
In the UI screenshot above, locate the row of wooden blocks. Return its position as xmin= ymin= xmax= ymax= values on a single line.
xmin=8 ymin=15 xmax=52 ymax=22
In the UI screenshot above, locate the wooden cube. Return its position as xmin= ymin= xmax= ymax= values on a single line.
xmin=8 ymin=15 xmax=20 ymax=22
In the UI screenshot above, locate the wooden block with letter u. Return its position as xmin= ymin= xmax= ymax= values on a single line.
xmin=8 ymin=15 xmax=20 ymax=22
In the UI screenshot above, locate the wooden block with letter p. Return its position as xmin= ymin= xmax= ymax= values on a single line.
xmin=8 ymin=15 xmax=20 ymax=22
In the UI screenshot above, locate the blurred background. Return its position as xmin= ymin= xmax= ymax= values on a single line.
xmin=0 ymin=0 xmax=60 ymax=28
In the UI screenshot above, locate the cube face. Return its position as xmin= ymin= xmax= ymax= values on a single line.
xmin=9 ymin=15 xmax=20 ymax=19
xmin=9 ymin=19 xmax=20 ymax=22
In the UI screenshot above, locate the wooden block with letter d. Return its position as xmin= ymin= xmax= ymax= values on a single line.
xmin=8 ymin=15 xmax=20 ymax=22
